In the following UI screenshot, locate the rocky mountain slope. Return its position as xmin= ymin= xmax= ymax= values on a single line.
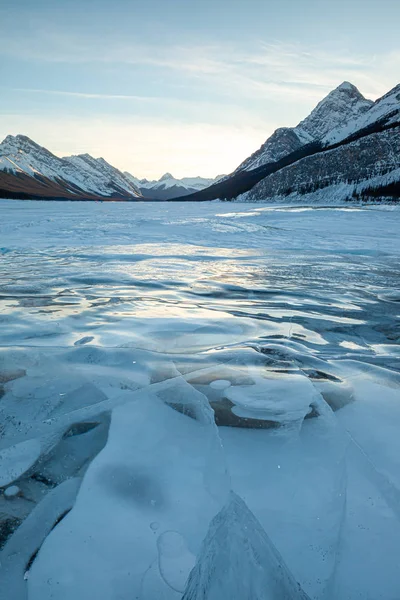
xmin=176 ymin=81 xmax=399 ymax=203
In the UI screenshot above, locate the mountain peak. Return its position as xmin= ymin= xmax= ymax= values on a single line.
xmin=335 ymin=81 xmax=360 ymax=93
xmin=0 ymin=134 xmax=53 ymax=159
xmin=231 ymin=81 xmax=376 ymax=175
xmin=1 ymin=134 xmax=38 ymax=148
xmin=2 ymin=134 xmax=31 ymax=143
xmin=159 ymin=172 xmax=174 ymax=181
xmin=297 ymin=80 xmax=373 ymax=140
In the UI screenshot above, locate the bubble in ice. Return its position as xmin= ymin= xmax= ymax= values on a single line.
xmin=157 ymin=531 xmax=196 ymax=593
xmin=4 ymin=485 xmax=21 ymax=498
xmin=210 ymin=379 xmax=232 ymax=390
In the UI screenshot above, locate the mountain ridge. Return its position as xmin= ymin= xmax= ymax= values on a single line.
xmin=0 ymin=135 xmax=219 ymax=201
xmin=232 ymin=82 xmax=373 ymax=174
xmin=124 ymin=172 xmax=225 ymax=199
xmin=1 ymin=81 xmax=399 ymax=203
xmin=173 ymin=81 xmax=399 ymax=203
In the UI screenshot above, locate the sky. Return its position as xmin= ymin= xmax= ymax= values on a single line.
xmin=0 ymin=0 xmax=399 ymax=179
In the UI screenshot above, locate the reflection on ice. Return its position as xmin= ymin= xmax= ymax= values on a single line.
xmin=0 ymin=201 xmax=400 ymax=599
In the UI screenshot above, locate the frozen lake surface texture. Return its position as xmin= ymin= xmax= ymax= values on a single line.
xmin=0 ymin=200 xmax=400 ymax=600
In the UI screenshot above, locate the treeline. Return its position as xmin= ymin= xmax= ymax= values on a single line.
xmin=352 ymin=180 xmax=400 ymax=201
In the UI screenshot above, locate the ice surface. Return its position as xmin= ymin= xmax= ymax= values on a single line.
xmin=27 ymin=383 xmax=229 ymax=600
xmin=182 ymin=491 xmax=310 ymax=600
xmin=157 ymin=531 xmax=196 ymax=592
xmin=0 ymin=439 xmax=41 ymax=487
xmin=0 ymin=200 xmax=399 ymax=600
xmin=0 ymin=478 xmax=81 ymax=600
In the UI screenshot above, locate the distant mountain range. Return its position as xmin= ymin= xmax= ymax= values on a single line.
xmin=1 ymin=80 xmax=399 ymax=203
xmin=0 ymin=136 xmax=222 ymax=201
xmin=124 ymin=172 xmax=225 ymax=200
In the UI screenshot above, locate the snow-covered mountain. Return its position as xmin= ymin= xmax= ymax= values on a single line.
xmin=124 ymin=171 xmax=224 ymax=200
xmin=244 ymin=82 xmax=400 ymax=203
xmin=0 ymin=134 xmax=221 ymax=201
xmin=324 ymin=83 xmax=400 ymax=144
xmin=0 ymin=135 xmax=142 ymax=200
xmin=1 ymin=80 xmax=399 ymax=203
xmin=233 ymin=82 xmax=373 ymax=173
xmin=297 ymin=81 xmax=374 ymax=140
xmin=176 ymin=81 xmax=399 ymax=203
xmin=62 ymin=153 xmax=142 ymax=198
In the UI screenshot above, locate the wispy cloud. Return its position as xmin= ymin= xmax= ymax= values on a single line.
xmin=1 ymin=24 xmax=398 ymax=103
xmin=4 ymin=88 xmax=159 ymax=101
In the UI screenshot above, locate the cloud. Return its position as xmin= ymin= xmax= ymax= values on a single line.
xmin=0 ymin=21 xmax=400 ymax=98
xmin=2 ymin=0 xmax=400 ymax=113
xmin=3 ymin=88 xmax=160 ymax=101
xmin=1 ymin=24 xmax=398 ymax=102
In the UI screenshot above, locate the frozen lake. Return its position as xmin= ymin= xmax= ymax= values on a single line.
xmin=1 ymin=200 xmax=400 ymax=600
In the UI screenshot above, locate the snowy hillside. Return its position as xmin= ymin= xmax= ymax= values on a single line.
xmin=232 ymin=128 xmax=314 ymax=173
xmin=245 ymin=127 xmax=400 ymax=202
